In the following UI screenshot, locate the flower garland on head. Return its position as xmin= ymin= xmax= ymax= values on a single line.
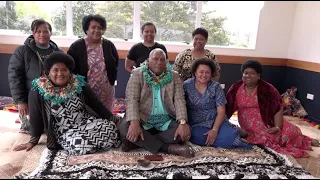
xmin=140 ymin=60 xmax=173 ymax=89
xmin=31 ymin=74 xmax=86 ymax=104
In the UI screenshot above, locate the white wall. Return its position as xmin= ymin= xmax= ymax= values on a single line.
xmin=288 ymin=1 xmax=320 ymax=63
xmin=253 ymin=1 xmax=296 ymax=58
xmin=0 ymin=1 xmax=296 ymax=59
xmin=204 ymin=1 xmax=296 ymax=59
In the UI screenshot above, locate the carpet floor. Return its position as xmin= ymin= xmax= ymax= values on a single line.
xmin=0 ymin=110 xmax=319 ymax=178
xmin=13 ymin=143 xmax=315 ymax=179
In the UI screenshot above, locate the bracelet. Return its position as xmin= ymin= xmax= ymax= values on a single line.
xmin=212 ymin=128 xmax=218 ymax=133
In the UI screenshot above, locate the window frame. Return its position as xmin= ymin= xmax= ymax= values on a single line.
xmin=0 ymin=1 xmax=263 ymax=51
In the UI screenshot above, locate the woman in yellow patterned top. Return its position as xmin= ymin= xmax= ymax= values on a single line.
xmin=173 ymin=28 xmax=221 ymax=82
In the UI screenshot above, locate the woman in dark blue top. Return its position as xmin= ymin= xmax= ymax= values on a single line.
xmin=125 ymin=22 xmax=168 ymax=72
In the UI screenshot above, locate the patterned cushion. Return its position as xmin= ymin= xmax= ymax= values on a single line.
xmin=0 ymin=96 xmax=15 ymax=110
xmin=113 ymin=98 xmax=126 ymax=113
xmin=281 ymin=87 xmax=308 ymax=117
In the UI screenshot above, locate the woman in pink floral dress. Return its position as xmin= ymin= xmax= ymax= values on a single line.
xmin=226 ymin=60 xmax=319 ymax=158
xmin=68 ymin=14 xmax=119 ymax=111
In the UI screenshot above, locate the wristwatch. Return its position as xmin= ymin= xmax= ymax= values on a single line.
xmin=179 ymin=119 xmax=187 ymax=125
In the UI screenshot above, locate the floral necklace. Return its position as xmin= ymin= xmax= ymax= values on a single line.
xmin=140 ymin=61 xmax=173 ymax=89
xmin=31 ymin=74 xmax=86 ymax=104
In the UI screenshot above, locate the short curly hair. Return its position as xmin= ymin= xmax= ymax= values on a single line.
xmin=82 ymin=14 xmax=107 ymax=34
xmin=44 ymin=52 xmax=75 ymax=75
xmin=241 ymin=60 xmax=262 ymax=74
xmin=192 ymin=27 xmax=208 ymax=40
xmin=191 ymin=58 xmax=217 ymax=77
xmin=31 ymin=19 xmax=52 ymax=33
xmin=141 ymin=22 xmax=157 ymax=34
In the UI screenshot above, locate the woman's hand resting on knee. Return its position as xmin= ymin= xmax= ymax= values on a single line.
xmin=204 ymin=129 xmax=218 ymax=146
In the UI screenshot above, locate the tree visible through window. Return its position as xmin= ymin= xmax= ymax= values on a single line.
xmin=53 ymin=1 xmax=96 ymax=36
xmin=52 ymin=1 xmax=134 ymax=39
xmin=0 ymin=1 xmax=64 ymax=35
xmin=96 ymin=1 xmax=133 ymax=40
xmin=0 ymin=1 xmax=263 ymax=49
xmin=0 ymin=1 xmax=19 ymax=30
xmin=0 ymin=1 xmax=48 ymax=34
xmin=140 ymin=1 xmax=231 ymax=46
xmin=202 ymin=1 xmax=264 ymax=48
xmin=201 ymin=2 xmax=231 ymax=46
xmin=141 ymin=1 xmax=197 ymax=43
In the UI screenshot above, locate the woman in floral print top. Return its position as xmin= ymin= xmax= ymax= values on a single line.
xmin=173 ymin=28 xmax=221 ymax=82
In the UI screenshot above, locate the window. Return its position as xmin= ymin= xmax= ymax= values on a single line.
xmin=202 ymin=1 xmax=264 ymax=48
xmin=141 ymin=1 xmax=196 ymax=43
xmin=0 ymin=1 xmax=264 ymax=49
xmin=66 ymin=1 xmax=134 ymax=39
xmin=96 ymin=1 xmax=134 ymax=40
xmin=0 ymin=1 xmax=65 ymax=35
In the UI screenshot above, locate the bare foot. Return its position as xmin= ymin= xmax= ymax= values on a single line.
xmin=311 ymin=139 xmax=320 ymax=147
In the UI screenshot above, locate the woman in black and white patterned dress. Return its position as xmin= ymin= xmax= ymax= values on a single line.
xmin=13 ymin=52 xmax=121 ymax=155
